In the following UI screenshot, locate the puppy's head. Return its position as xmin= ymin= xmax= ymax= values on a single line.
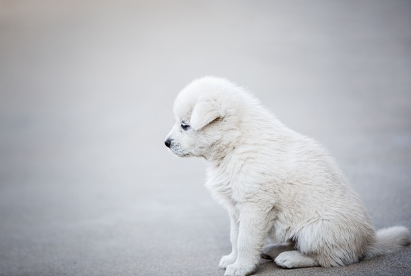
xmin=165 ymin=77 xmax=241 ymax=159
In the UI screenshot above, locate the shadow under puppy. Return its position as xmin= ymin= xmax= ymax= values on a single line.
xmin=165 ymin=77 xmax=410 ymax=276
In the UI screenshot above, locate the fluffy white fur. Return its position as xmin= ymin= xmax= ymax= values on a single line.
xmin=165 ymin=77 xmax=410 ymax=276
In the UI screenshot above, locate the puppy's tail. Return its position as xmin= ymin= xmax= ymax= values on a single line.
xmin=364 ymin=226 xmax=410 ymax=259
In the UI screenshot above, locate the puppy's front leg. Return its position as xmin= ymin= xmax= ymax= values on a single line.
xmin=224 ymin=204 xmax=268 ymax=276
xmin=219 ymin=206 xmax=239 ymax=268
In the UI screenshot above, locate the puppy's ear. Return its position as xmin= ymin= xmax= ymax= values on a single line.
xmin=190 ymin=99 xmax=222 ymax=130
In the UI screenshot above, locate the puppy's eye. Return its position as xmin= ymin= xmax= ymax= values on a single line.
xmin=181 ymin=122 xmax=190 ymax=131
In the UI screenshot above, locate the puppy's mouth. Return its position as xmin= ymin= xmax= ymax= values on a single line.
xmin=169 ymin=145 xmax=190 ymax=157
xmin=174 ymin=151 xmax=191 ymax=158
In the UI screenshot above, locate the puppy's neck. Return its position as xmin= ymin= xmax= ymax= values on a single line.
xmin=204 ymin=131 xmax=240 ymax=164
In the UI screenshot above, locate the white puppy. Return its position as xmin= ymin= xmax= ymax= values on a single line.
xmin=165 ymin=77 xmax=410 ymax=276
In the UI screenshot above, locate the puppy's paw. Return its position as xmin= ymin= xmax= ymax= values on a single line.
xmin=274 ymin=251 xmax=295 ymax=268
xmin=219 ymin=253 xmax=237 ymax=269
xmin=275 ymin=251 xmax=318 ymax=269
xmin=224 ymin=262 xmax=255 ymax=276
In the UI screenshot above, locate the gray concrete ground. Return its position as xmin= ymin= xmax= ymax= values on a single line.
xmin=1 ymin=1 xmax=411 ymax=275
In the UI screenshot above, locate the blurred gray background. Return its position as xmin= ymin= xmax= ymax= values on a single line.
xmin=0 ymin=0 xmax=410 ymax=275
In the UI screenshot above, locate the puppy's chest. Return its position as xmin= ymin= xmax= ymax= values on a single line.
xmin=205 ymin=165 xmax=243 ymax=203
xmin=206 ymin=174 xmax=232 ymax=199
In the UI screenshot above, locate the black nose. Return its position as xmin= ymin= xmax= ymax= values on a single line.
xmin=165 ymin=139 xmax=172 ymax=148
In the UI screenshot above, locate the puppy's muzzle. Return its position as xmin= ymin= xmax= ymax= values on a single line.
xmin=164 ymin=138 xmax=172 ymax=148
